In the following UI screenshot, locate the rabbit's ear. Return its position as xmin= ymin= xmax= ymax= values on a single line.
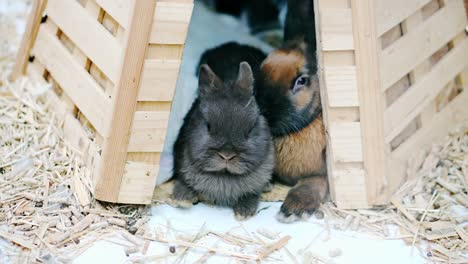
xmin=235 ymin=62 xmax=254 ymax=95
xmin=199 ymin=64 xmax=221 ymax=96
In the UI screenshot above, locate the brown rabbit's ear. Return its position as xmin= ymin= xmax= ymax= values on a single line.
xmin=235 ymin=62 xmax=254 ymax=95
xmin=199 ymin=64 xmax=221 ymax=96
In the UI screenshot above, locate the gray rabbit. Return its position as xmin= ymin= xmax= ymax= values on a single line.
xmin=171 ymin=58 xmax=274 ymax=220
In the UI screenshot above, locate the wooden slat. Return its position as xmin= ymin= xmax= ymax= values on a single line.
xmin=315 ymin=0 xmax=337 ymax=205
xmin=318 ymin=0 xmax=350 ymax=9
xmin=137 ymin=59 xmax=181 ymax=101
xmin=329 ymin=122 xmax=363 ymax=162
xmin=380 ymin=0 xmax=466 ymax=90
xmin=375 ymin=0 xmax=431 ymax=36
xmin=46 ymin=0 xmax=122 ymax=83
xmin=146 ymin=44 xmax=184 ymax=60
xmin=332 ymin=165 xmax=369 ymax=209
xmin=351 ymin=0 xmax=388 ymax=205
xmin=384 ymin=37 xmax=468 ymax=143
xmin=324 ymin=66 xmax=359 ymax=107
xmin=323 ymin=50 xmax=355 ymax=66
xmin=96 ymin=0 xmax=157 ymax=204
xmin=32 ymin=26 xmax=111 ymax=136
xmin=149 ymin=1 xmax=193 ymax=44
xmin=388 ymin=88 xmax=468 ymax=195
xmin=320 ymin=8 xmax=354 ymax=51
xmin=10 ymin=0 xmax=47 ymax=80
xmin=118 ymin=162 xmax=159 ymax=204
xmin=95 ymin=0 xmax=132 ymax=28
xmin=328 ymin=107 xmax=360 ymax=122
xmin=128 ymin=111 xmax=170 ymax=152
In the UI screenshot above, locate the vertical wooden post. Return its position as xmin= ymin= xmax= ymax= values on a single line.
xmin=10 ymin=0 xmax=48 ymax=80
xmin=350 ymin=0 xmax=388 ymax=205
xmin=95 ymin=0 xmax=157 ymax=202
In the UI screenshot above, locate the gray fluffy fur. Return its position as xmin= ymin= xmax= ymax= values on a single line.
xmin=172 ymin=62 xmax=274 ymax=218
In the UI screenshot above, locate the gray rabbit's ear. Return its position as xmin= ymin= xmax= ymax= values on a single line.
xmin=235 ymin=62 xmax=254 ymax=95
xmin=199 ymin=64 xmax=221 ymax=96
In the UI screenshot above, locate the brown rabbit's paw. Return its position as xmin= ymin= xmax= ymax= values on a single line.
xmin=276 ymin=185 xmax=321 ymax=223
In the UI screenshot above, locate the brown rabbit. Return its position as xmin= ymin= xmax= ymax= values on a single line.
xmin=255 ymin=38 xmax=327 ymax=222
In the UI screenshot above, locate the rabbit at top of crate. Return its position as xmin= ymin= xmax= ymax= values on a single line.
xmin=256 ymin=39 xmax=328 ymax=223
xmin=171 ymin=58 xmax=274 ymax=220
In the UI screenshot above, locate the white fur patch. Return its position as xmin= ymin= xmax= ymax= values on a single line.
xmin=276 ymin=211 xmax=313 ymax=223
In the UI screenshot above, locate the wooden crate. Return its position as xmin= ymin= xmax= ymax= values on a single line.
xmin=12 ymin=0 xmax=193 ymax=204
xmin=315 ymin=0 xmax=468 ymax=209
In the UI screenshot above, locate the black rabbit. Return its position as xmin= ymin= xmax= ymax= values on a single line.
xmin=172 ymin=56 xmax=274 ymax=219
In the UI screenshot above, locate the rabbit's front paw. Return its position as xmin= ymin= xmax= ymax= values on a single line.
xmin=233 ymin=194 xmax=259 ymax=221
xmin=171 ymin=180 xmax=199 ymax=208
xmin=277 ymin=185 xmax=320 ymax=223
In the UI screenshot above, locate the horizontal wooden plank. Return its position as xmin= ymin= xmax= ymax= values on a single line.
xmin=137 ymin=59 xmax=181 ymax=101
xmin=380 ymin=0 xmax=466 ymax=90
xmin=118 ymin=162 xmax=159 ymax=204
xmin=146 ymin=44 xmax=185 ymax=60
xmin=327 ymin=107 xmax=360 ymax=122
xmin=330 ymin=165 xmax=369 ymax=209
xmin=329 ymin=122 xmax=363 ymax=162
xmin=323 ymin=50 xmax=355 ymax=66
xmin=128 ymin=111 xmax=170 ymax=152
xmin=320 ymin=8 xmax=354 ymax=51
xmin=149 ymin=1 xmax=193 ymax=44
xmin=375 ymin=0 xmax=431 ymax=36
xmin=318 ymin=0 xmax=350 ymax=9
xmin=95 ymin=0 xmax=131 ymax=28
xmin=33 ymin=26 xmax=112 ymax=136
xmin=324 ymin=66 xmax=359 ymax=107
xmin=384 ymin=36 xmax=468 ymax=142
xmin=46 ymin=0 xmax=122 ymax=83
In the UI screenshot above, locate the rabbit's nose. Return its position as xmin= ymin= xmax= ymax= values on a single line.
xmin=218 ymin=152 xmax=237 ymax=161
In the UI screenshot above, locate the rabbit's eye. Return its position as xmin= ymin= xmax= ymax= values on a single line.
xmin=292 ymin=74 xmax=310 ymax=94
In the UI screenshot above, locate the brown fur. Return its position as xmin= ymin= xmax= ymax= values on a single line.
xmin=279 ymin=176 xmax=328 ymax=217
xmin=273 ymin=114 xmax=326 ymax=185
xmin=259 ymin=40 xmax=328 ymax=220
xmin=261 ymin=49 xmax=306 ymax=90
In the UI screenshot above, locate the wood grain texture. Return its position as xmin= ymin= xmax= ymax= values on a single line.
xmin=375 ymin=0 xmax=431 ymax=36
xmin=95 ymin=0 xmax=132 ymax=28
xmin=314 ymin=0 xmax=337 ymax=204
xmin=329 ymin=122 xmax=363 ymax=162
xmin=127 ymin=111 xmax=170 ymax=152
xmin=95 ymin=0 xmax=157 ymax=203
xmin=380 ymin=0 xmax=466 ymax=90
xmin=351 ymin=0 xmax=388 ymax=205
xmin=11 ymin=0 xmax=47 ymax=80
xmin=324 ymin=66 xmax=359 ymax=107
xmin=46 ymin=0 xmax=122 ymax=83
xmin=137 ymin=59 xmax=181 ymax=101
xmin=332 ymin=165 xmax=369 ymax=209
xmin=384 ymin=37 xmax=468 ymax=143
xmin=320 ymin=8 xmax=354 ymax=51
xmin=118 ymin=162 xmax=160 ymax=204
xmin=32 ymin=26 xmax=112 ymax=136
xmin=149 ymin=1 xmax=193 ymax=44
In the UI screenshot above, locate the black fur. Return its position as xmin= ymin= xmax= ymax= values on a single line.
xmin=197 ymin=42 xmax=266 ymax=82
xmin=173 ymin=45 xmax=273 ymax=219
xmin=284 ymin=0 xmax=317 ymax=73
xmin=255 ymin=41 xmax=322 ymax=137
